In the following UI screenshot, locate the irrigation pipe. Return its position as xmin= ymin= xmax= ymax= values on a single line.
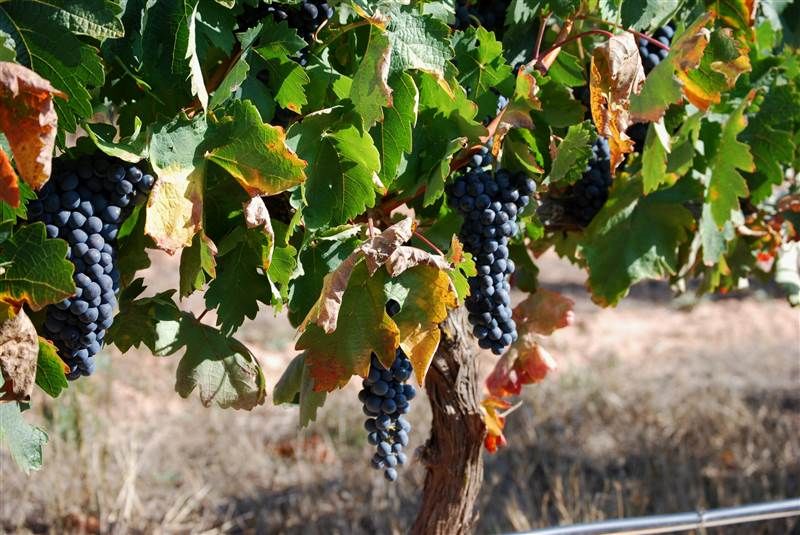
xmin=509 ymin=498 xmax=800 ymax=535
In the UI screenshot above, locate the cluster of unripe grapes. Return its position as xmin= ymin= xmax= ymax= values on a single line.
xmin=447 ymin=147 xmax=534 ymax=354
xmin=28 ymin=153 xmax=153 ymax=378
xmin=360 ymin=299 xmax=415 ymax=482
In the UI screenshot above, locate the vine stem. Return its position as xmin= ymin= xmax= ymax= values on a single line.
xmin=532 ymin=12 xmax=551 ymax=60
xmin=581 ymin=15 xmax=671 ymax=51
xmin=413 ymin=230 xmax=444 ymax=256
xmin=536 ymin=29 xmax=614 ymax=60
xmin=196 ymin=308 xmax=211 ymax=322
xmin=317 ymin=19 xmax=370 ymax=49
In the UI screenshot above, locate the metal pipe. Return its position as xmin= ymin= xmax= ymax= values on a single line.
xmin=511 ymin=498 xmax=800 ymax=535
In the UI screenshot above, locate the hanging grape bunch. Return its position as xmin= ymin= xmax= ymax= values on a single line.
xmin=564 ymin=137 xmax=612 ymax=226
xmin=446 ymin=147 xmax=534 ymax=355
xmin=360 ymin=299 xmax=416 ymax=482
xmin=27 ymin=153 xmax=154 ymax=379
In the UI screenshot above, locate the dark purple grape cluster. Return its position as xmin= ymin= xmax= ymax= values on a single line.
xmin=27 ymin=153 xmax=153 ymax=379
xmin=564 ymin=138 xmax=612 ymax=226
xmin=639 ymin=23 xmax=674 ymax=74
xmin=360 ymin=299 xmax=416 ymax=482
xmin=446 ymin=147 xmax=534 ymax=355
xmin=453 ymin=0 xmax=510 ymax=35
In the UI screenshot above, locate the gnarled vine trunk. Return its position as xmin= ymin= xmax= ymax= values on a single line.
xmin=412 ymin=307 xmax=486 ymax=535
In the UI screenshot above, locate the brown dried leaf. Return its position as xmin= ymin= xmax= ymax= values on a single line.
xmin=361 ymin=217 xmax=414 ymax=275
xmin=0 ymin=62 xmax=66 ymax=191
xmin=513 ymin=288 xmax=575 ymax=336
xmin=0 ymin=305 xmax=39 ymax=402
xmin=0 ymin=149 xmax=19 ymax=207
xmin=590 ymin=33 xmax=646 ymax=173
xmin=385 ymin=245 xmax=451 ymax=277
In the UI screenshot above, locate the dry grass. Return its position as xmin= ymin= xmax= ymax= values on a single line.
xmin=1 ymin=254 xmax=798 ymax=534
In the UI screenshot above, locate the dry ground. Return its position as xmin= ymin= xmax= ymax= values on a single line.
xmin=1 ymin=253 xmax=798 ymax=534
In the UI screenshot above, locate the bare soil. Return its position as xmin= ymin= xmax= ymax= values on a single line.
xmin=1 ymin=252 xmax=798 ymax=534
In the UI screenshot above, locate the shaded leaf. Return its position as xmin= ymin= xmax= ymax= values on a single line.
xmin=548 ymin=121 xmax=594 ymax=185
xmin=350 ymin=27 xmax=392 ymax=129
xmin=372 ymin=72 xmax=418 ymax=188
xmin=0 ymin=400 xmax=47 ymax=473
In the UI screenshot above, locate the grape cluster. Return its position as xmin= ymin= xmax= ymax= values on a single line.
xmin=638 ymin=24 xmax=674 ymax=74
xmin=27 ymin=154 xmax=153 ymax=379
xmin=360 ymin=300 xmax=416 ymax=482
xmin=454 ymin=0 xmax=510 ymax=35
xmin=564 ymin=138 xmax=612 ymax=226
xmin=446 ymin=147 xmax=534 ymax=354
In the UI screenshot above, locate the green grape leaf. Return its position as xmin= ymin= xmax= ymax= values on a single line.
xmin=287 ymin=109 xmax=382 ymax=229
xmin=641 ymin=122 xmax=670 ymax=193
xmin=581 ymin=177 xmax=696 ymax=306
xmin=179 ymin=231 xmax=217 ymax=298
xmin=35 ymin=337 xmax=67 ymax=399
xmin=548 ymin=51 xmax=586 ymax=87
xmin=619 ymin=0 xmax=680 ymax=31
xmin=548 ymin=121 xmax=594 ymax=185
xmin=208 ymin=26 xmax=262 ymax=110
xmin=0 ymin=3 xmax=105 ymax=133
xmin=0 ymin=29 xmax=16 ymax=61
xmin=296 ymin=262 xmax=399 ymax=392
xmin=254 ymin=19 xmax=310 ymax=112
xmin=185 ymin=1 xmax=208 ymax=111
xmin=0 ymin=399 xmax=47 ymax=473
xmin=117 ymin=203 xmax=154 ymax=287
xmin=273 ymin=352 xmax=327 ymax=427
xmin=108 ymin=283 xmax=266 ymax=409
xmin=453 ymin=27 xmax=513 ymax=115
xmin=698 ymin=201 xmax=738 ymax=265
xmin=165 ymin=316 xmax=267 ymax=410
xmin=206 ymin=99 xmax=307 ymax=196
xmin=384 ymin=6 xmax=452 ymax=79
xmin=0 ymin=224 xmax=74 ymax=310
xmin=706 ymin=96 xmax=754 ymax=227
xmin=372 ymin=72 xmax=418 ymax=189
xmin=509 ymin=242 xmax=539 ymax=293
xmin=205 ymin=229 xmax=271 ymax=336
xmin=445 ymin=236 xmax=475 ymax=303
xmin=350 ymin=27 xmax=392 ymax=130
xmin=536 ymin=74 xmax=584 ymax=128
xmin=84 ymin=120 xmax=149 ymax=163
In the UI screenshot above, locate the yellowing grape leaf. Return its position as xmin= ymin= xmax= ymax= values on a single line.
xmin=0 ymin=62 xmax=66 ymax=203
xmin=391 ymin=265 xmax=457 ymax=384
xmin=0 ymin=149 xmax=18 ymax=207
xmin=296 ymin=263 xmax=400 ymax=391
xmin=34 ymin=337 xmax=68 ymax=399
xmin=630 ymin=13 xmax=714 ymax=122
xmin=481 ymin=396 xmax=509 ymax=453
xmin=512 ymin=288 xmax=576 ymax=336
xmin=678 ymin=27 xmax=750 ymax=111
xmin=590 ymin=33 xmax=646 ymax=173
xmin=714 ymin=0 xmax=758 ymax=40
xmin=146 ymin=116 xmax=207 ymax=254
xmin=205 ymin=100 xmax=306 ymax=196
xmin=0 ymin=304 xmax=38 ymax=402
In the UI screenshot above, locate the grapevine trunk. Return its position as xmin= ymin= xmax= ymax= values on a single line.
xmin=412 ymin=307 xmax=486 ymax=534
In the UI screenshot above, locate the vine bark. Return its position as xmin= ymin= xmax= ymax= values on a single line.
xmin=411 ymin=307 xmax=487 ymax=535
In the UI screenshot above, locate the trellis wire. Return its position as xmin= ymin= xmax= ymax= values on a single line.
xmin=509 ymin=498 xmax=800 ymax=535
